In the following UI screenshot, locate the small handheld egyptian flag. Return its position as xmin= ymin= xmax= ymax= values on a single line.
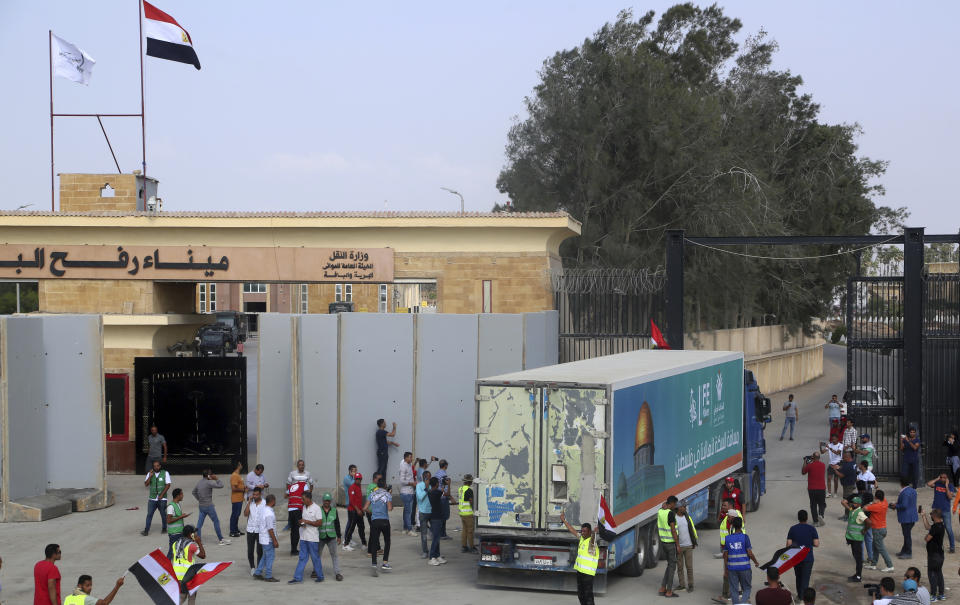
xmin=144 ymin=1 xmax=201 ymax=69
xmin=759 ymin=545 xmax=810 ymax=574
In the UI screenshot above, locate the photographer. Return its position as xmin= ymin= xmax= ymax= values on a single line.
xmin=871 ymin=576 xmax=897 ymax=605
xmin=802 ymin=453 xmax=826 ymax=526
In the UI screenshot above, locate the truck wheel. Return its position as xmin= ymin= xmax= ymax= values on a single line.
xmin=644 ymin=523 xmax=660 ymax=568
xmin=748 ymin=468 xmax=761 ymax=512
xmin=618 ymin=526 xmax=645 ymax=577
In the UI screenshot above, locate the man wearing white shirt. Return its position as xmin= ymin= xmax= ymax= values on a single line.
xmin=245 ymin=464 xmax=269 ymax=499
xmin=858 ymin=462 xmax=877 ymax=493
xmin=253 ymin=494 xmax=279 ymax=582
xmin=243 ymin=487 xmax=265 ymax=574
xmin=290 ymin=492 xmax=324 ymax=583
xmin=821 ymin=435 xmax=844 ymax=497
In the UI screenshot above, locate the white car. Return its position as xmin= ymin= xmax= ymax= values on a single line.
xmin=843 ymin=386 xmax=895 ymax=410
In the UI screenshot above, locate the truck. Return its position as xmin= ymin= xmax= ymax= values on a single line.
xmin=472 ymin=349 xmax=771 ymax=592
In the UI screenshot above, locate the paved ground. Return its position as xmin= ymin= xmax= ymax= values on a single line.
xmin=1 ymin=344 xmax=957 ymax=604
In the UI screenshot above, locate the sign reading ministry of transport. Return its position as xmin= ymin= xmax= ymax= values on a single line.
xmin=0 ymin=245 xmax=394 ymax=282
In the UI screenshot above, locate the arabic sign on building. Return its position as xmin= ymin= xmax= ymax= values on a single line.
xmin=0 ymin=245 xmax=394 ymax=282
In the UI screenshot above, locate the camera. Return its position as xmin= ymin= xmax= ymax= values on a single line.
xmin=864 ymin=584 xmax=881 ymax=598
xmin=386 ymin=484 xmax=393 ymax=492
xmin=803 ymin=455 xmax=814 ymax=464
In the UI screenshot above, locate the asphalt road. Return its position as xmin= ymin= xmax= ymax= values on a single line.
xmin=0 ymin=344 xmax=955 ymax=604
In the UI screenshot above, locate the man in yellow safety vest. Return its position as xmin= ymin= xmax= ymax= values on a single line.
xmin=172 ymin=524 xmax=207 ymax=604
xmin=561 ymin=510 xmax=599 ymax=605
xmin=63 ymin=574 xmax=124 ymax=605
xmin=457 ymin=474 xmax=477 ymax=553
xmin=657 ymin=495 xmax=680 ymax=598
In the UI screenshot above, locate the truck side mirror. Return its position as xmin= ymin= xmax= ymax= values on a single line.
xmin=756 ymin=396 xmax=771 ymax=420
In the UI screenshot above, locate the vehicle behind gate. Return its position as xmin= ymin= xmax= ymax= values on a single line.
xmin=473 ymin=350 xmax=770 ymax=592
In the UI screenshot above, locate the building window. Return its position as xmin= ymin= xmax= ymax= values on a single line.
xmin=300 ymin=284 xmax=309 ymax=314
xmin=336 ymin=283 xmax=353 ymax=302
xmin=199 ymin=283 xmax=207 ymax=313
xmin=379 ymin=284 xmax=388 ymax=313
xmin=199 ymin=283 xmax=217 ymax=312
xmin=482 ymin=280 xmax=492 ymax=313
xmin=209 ymin=283 xmax=216 ymax=311
xmin=243 ymin=282 xmax=267 ymax=293
xmin=0 ymin=281 xmax=39 ymax=314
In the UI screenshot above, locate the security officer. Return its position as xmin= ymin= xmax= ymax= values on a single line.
xmin=561 ymin=510 xmax=598 ymax=605
xmin=458 ymin=474 xmax=477 ymax=553
xmin=317 ymin=493 xmax=344 ymax=581
xmin=658 ymin=495 xmax=680 ymax=598
xmin=172 ymin=524 xmax=206 ymax=605
xmin=63 ymin=574 xmax=124 ymax=605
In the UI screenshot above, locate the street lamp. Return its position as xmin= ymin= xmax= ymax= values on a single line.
xmin=440 ymin=187 xmax=464 ymax=214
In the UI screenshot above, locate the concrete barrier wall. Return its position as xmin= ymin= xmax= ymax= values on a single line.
xmin=3 ymin=318 xmax=48 ymax=501
xmin=256 ymin=311 xmax=557 ymax=501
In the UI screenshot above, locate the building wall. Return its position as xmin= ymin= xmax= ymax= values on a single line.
xmin=41 ymin=279 xmax=155 ymax=314
xmin=59 ymin=173 xmax=139 ymax=212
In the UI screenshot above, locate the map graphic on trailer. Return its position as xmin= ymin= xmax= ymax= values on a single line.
xmin=612 ymin=358 xmax=743 ymax=520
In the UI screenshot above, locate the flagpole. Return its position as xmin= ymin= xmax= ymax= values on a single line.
xmin=138 ymin=0 xmax=146 ymax=186
xmin=49 ymin=30 xmax=55 ymax=211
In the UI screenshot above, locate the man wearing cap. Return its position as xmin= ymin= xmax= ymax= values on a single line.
xmin=720 ymin=477 xmax=744 ymax=518
xmin=316 ymin=492 xmax=343 ymax=581
xmin=841 ymin=495 xmax=869 ymax=582
xmin=712 ymin=499 xmax=742 ymax=604
xmin=458 ymin=474 xmax=477 ymax=553
xmin=674 ymin=499 xmax=698 ymax=593
xmin=289 ymin=492 xmax=323 ymax=584
xmin=905 ymin=567 xmax=932 ymax=605
xmin=901 ymin=579 xmax=926 ymax=605
xmin=343 ymin=472 xmax=366 ymax=551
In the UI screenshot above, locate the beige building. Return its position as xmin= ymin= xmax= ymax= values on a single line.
xmin=0 ymin=173 xmax=579 ymax=470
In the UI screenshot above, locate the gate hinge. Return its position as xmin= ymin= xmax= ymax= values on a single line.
xmin=475 ymin=394 xmax=490 ymax=401
xmin=474 ymin=427 xmax=489 ymax=434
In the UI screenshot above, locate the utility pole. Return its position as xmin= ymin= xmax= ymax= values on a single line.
xmin=440 ymin=187 xmax=464 ymax=214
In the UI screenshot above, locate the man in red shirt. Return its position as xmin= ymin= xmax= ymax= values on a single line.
xmin=34 ymin=543 xmax=61 ymax=605
xmin=719 ymin=477 xmax=743 ymax=520
xmin=802 ymin=452 xmax=827 ymax=526
xmin=756 ymin=567 xmax=793 ymax=605
xmin=343 ymin=472 xmax=367 ymax=551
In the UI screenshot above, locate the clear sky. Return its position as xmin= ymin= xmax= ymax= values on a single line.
xmin=1 ymin=1 xmax=957 ymax=232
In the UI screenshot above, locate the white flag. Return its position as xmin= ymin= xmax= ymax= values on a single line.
xmin=51 ymin=33 xmax=95 ymax=85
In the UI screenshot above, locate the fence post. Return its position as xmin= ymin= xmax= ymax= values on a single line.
xmin=666 ymin=229 xmax=685 ymax=350
xmin=903 ymin=227 xmax=924 ymax=433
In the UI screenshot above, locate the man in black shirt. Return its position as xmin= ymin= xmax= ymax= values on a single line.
xmin=922 ymin=508 xmax=945 ymax=600
xmin=832 ymin=452 xmax=858 ymax=520
xmin=375 ymin=419 xmax=399 ymax=479
xmin=427 ymin=477 xmax=445 ymax=564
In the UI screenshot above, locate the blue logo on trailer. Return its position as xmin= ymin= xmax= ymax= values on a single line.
xmin=610 ymin=529 xmax=636 ymax=568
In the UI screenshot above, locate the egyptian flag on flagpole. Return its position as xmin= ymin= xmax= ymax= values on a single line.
xmin=128 ymin=550 xmax=180 ymax=604
xmin=143 ymin=1 xmax=201 ymax=69
xmin=180 ymin=560 xmax=232 ymax=595
xmin=597 ymin=495 xmax=617 ymax=532
xmin=650 ymin=319 xmax=670 ymax=350
xmin=759 ymin=545 xmax=810 ymax=574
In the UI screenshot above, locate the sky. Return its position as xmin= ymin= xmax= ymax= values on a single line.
xmin=1 ymin=1 xmax=957 ymax=232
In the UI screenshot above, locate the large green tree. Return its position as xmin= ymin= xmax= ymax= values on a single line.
xmin=497 ymin=5 xmax=900 ymax=332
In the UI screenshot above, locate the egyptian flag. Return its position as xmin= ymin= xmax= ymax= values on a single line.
xmin=598 ymin=495 xmax=617 ymax=532
xmin=759 ymin=546 xmax=811 ymax=573
xmin=144 ymin=1 xmax=201 ymax=69
xmin=650 ymin=319 xmax=670 ymax=350
xmin=180 ymin=561 xmax=232 ymax=595
xmin=128 ymin=550 xmax=180 ymax=604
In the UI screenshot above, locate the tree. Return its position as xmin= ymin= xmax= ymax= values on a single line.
xmin=497 ymin=4 xmax=902 ymax=333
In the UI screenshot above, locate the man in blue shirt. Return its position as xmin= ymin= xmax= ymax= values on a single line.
xmin=365 ymin=480 xmax=393 ymax=576
xmin=723 ymin=517 xmax=760 ymax=603
xmin=925 ymin=472 xmax=955 ymax=553
xmin=786 ymin=510 xmax=820 ymax=601
xmin=416 ymin=470 xmax=433 ymax=559
xmin=895 ymin=476 xmax=919 ymax=558
xmin=342 ymin=465 xmax=357 ymax=504
xmin=833 ymin=452 xmax=859 ymax=520
xmin=900 ymin=428 xmax=922 ymax=488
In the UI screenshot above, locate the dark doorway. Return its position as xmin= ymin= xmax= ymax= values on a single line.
xmin=244 ymin=302 xmax=265 ymax=333
xmin=105 ymin=373 xmax=129 ymax=441
xmin=135 ymin=357 xmax=246 ymax=474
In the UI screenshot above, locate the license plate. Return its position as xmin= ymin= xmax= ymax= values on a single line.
xmin=533 ymin=557 xmax=554 ymax=566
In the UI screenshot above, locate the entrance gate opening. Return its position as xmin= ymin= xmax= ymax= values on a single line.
xmin=135 ymin=357 xmax=247 ymax=474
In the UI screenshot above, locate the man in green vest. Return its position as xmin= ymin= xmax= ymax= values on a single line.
xmin=142 ymin=460 xmax=171 ymax=536
xmin=63 ymin=574 xmax=124 ymax=605
xmin=841 ymin=495 xmax=869 ymax=582
xmin=457 ymin=474 xmax=477 ymax=553
xmin=165 ymin=488 xmax=191 ymax=559
xmin=658 ymin=495 xmax=680 ymax=598
xmin=561 ymin=510 xmax=599 ymax=605
xmin=316 ymin=493 xmax=343 ymax=581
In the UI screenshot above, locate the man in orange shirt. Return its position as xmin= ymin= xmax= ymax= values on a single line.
xmin=229 ymin=460 xmax=246 ymax=538
xmin=864 ymin=489 xmax=894 ymax=572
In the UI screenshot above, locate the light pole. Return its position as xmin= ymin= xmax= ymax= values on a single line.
xmin=440 ymin=187 xmax=464 ymax=214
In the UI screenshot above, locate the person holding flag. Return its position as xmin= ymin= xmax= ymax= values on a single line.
xmin=561 ymin=510 xmax=598 ymax=605
xmin=784 ymin=510 xmax=820 ymax=601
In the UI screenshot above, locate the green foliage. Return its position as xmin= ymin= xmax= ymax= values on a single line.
xmin=497 ymin=4 xmax=902 ymax=333
xmin=0 ymin=282 xmax=38 ymax=314
xmin=831 ymin=324 xmax=846 ymax=344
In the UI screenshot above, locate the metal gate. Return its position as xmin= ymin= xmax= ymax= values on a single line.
xmin=847 ymin=271 xmax=960 ymax=478
xmin=553 ymin=268 xmax=665 ymax=363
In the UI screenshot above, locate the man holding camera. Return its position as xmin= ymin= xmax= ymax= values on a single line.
xmin=802 ymin=453 xmax=827 ymax=526
xmin=871 ymin=577 xmax=897 ymax=605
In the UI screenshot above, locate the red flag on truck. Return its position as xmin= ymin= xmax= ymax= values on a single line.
xmin=598 ymin=495 xmax=617 ymax=531
xmin=650 ymin=320 xmax=670 ymax=349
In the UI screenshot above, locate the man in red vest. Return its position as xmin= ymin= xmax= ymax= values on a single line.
xmin=286 ymin=459 xmax=314 ymax=556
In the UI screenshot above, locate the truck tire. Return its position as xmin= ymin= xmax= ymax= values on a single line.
xmin=618 ymin=525 xmax=645 ymax=577
xmin=644 ymin=523 xmax=660 ymax=569
xmin=748 ymin=468 xmax=761 ymax=512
